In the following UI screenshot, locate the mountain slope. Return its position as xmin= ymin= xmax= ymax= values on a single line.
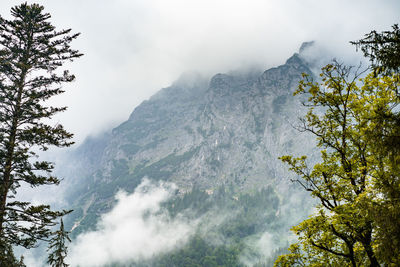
xmin=64 ymin=46 xmax=318 ymax=265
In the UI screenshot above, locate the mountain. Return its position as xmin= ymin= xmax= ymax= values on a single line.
xmin=62 ymin=44 xmax=319 ymax=266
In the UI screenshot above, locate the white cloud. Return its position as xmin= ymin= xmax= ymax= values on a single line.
xmin=256 ymin=232 xmax=275 ymax=258
xmin=0 ymin=0 xmax=398 ymax=143
xmin=68 ymin=179 xmax=195 ymax=266
xmin=239 ymin=231 xmax=277 ymax=266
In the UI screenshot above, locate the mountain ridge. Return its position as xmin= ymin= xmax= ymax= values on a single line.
xmin=63 ymin=45 xmax=317 ymax=242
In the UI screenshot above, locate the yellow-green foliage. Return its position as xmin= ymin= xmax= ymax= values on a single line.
xmin=275 ymin=63 xmax=400 ymax=266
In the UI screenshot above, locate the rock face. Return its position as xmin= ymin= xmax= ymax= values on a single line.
xmin=65 ymin=47 xmax=317 ymax=235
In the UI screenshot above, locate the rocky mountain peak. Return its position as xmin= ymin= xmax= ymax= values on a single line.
xmin=65 ymin=44 xmax=316 ymax=239
xmin=299 ymin=41 xmax=315 ymax=54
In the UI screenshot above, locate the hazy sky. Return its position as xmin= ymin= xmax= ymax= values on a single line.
xmin=0 ymin=0 xmax=399 ymax=143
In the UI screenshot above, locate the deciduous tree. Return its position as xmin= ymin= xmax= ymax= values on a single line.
xmin=352 ymin=25 xmax=400 ymax=263
xmin=275 ymin=62 xmax=399 ymax=266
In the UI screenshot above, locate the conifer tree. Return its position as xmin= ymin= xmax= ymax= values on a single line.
xmin=47 ymin=219 xmax=71 ymax=267
xmin=0 ymin=2 xmax=81 ymax=260
xmin=351 ymin=24 xmax=400 ymax=75
xmin=0 ymin=240 xmax=25 ymax=266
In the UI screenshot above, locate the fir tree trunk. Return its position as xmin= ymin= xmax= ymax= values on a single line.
xmin=0 ymin=74 xmax=26 ymax=236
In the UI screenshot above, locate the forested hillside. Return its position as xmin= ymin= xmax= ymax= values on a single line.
xmin=61 ymin=45 xmax=319 ymax=266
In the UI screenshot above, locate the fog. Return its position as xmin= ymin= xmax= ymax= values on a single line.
xmin=1 ymin=1 xmax=399 ymax=265
xmin=68 ymin=179 xmax=195 ymax=266
xmin=65 ymin=181 xmax=306 ymax=267
xmin=0 ymin=0 xmax=398 ymax=143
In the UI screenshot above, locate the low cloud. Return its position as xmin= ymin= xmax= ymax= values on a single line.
xmin=0 ymin=0 xmax=398 ymax=143
xmin=68 ymin=179 xmax=195 ymax=266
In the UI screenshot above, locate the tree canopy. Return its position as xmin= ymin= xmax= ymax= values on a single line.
xmin=275 ymin=49 xmax=400 ymax=266
xmin=351 ymin=24 xmax=400 ymax=75
xmin=0 ymin=3 xmax=81 ymax=263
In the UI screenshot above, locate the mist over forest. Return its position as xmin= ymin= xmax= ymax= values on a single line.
xmin=0 ymin=1 xmax=399 ymax=267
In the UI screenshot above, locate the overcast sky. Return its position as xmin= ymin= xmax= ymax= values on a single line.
xmin=0 ymin=0 xmax=399 ymax=143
